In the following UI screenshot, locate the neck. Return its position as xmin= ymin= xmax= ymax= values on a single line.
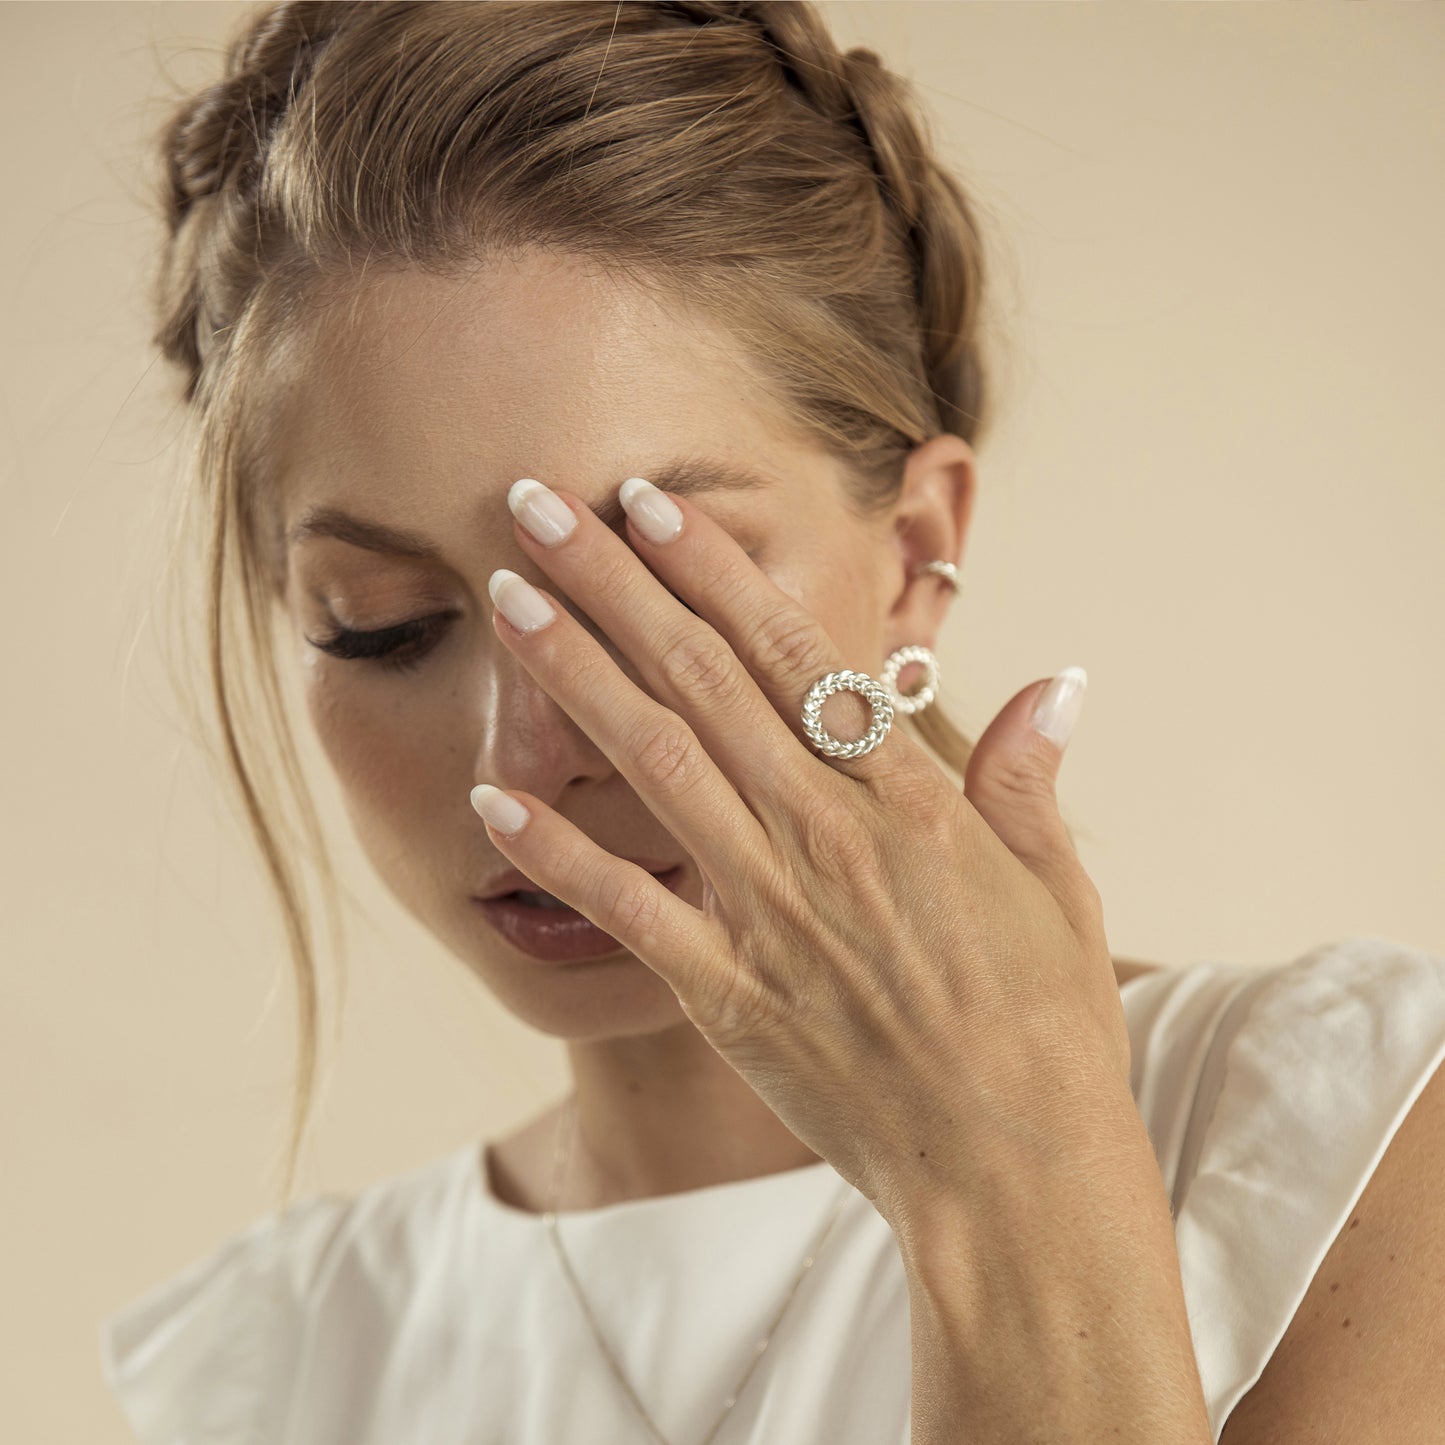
xmin=560 ymin=1017 xmax=823 ymax=1209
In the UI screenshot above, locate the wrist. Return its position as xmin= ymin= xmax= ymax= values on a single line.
xmin=879 ymin=1068 xmax=1150 ymax=1268
xmin=884 ymin=1098 xmax=1213 ymax=1445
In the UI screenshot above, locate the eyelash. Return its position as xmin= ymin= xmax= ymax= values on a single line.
xmin=305 ymin=551 xmax=749 ymax=676
xmin=307 ymin=612 xmax=459 ymax=675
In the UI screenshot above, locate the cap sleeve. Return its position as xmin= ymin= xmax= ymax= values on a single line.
xmin=98 ymin=1193 xmax=353 ymax=1445
xmin=1168 ymin=936 xmax=1445 ymax=1441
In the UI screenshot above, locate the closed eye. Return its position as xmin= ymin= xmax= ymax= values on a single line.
xmin=306 ymin=610 xmax=458 ymax=674
xmin=304 ymin=549 xmax=756 ymax=675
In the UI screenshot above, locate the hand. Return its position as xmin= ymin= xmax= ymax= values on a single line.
xmin=471 ymin=475 xmax=1131 ymax=1221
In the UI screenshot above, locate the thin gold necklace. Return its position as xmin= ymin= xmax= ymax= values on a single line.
xmin=542 ymin=1092 xmax=853 ymax=1445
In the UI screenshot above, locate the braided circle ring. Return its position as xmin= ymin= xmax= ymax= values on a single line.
xmin=800 ymin=669 xmax=895 ymax=760
xmin=878 ymin=644 xmax=940 ymax=715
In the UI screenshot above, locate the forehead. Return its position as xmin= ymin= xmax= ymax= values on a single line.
xmin=268 ymin=254 xmax=823 ymax=528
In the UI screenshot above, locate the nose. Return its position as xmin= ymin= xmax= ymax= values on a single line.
xmin=469 ymin=606 xmax=625 ymax=805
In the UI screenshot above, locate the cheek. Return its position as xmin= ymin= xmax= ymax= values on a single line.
xmin=762 ymin=554 xmax=877 ymax=656
xmin=299 ymin=653 xmax=454 ymax=823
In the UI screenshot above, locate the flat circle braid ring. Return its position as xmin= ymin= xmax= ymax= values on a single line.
xmin=800 ymin=669 xmax=895 ymax=760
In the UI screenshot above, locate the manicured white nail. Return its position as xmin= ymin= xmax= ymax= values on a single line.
xmin=471 ymin=784 xmax=530 ymax=834
xmin=1030 ymin=665 xmax=1087 ymax=747
xmin=619 ymin=476 xmax=683 ymax=544
xmin=508 ymin=478 xmax=576 ymax=546
xmin=489 ymin=568 xmax=556 ymax=633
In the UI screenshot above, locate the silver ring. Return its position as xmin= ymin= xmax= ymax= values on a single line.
xmin=800 ymin=669 xmax=895 ymax=759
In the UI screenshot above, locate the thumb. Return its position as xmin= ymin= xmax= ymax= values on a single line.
xmin=962 ymin=665 xmax=1089 ymax=895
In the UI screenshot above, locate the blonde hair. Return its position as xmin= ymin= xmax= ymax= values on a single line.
xmin=149 ymin=0 xmax=1000 ymax=1211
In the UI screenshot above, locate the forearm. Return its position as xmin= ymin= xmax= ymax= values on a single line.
xmin=886 ymin=1079 xmax=1213 ymax=1445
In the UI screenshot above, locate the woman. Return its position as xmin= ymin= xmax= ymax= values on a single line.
xmin=99 ymin=4 xmax=1445 ymax=1442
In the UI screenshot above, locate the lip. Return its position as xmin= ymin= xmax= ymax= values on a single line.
xmin=473 ymin=865 xmax=686 ymax=962
xmin=478 ymin=859 xmax=682 ymax=900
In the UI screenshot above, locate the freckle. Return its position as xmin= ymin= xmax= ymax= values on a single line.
xmin=1389 ymin=1254 xmax=1395 ymax=1262
xmin=919 ymin=1150 xmax=927 ymax=1158
xmin=1077 ymin=1328 xmax=1088 ymax=1338
xmin=1341 ymin=1318 xmax=1351 ymax=1328
xmin=1349 ymin=1216 xmax=1360 ymax=1229
xmin=1330 ymin=1282 xmax=1339 ymax=1292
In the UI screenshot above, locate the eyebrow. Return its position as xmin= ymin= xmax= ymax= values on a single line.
xmin=285 ymin=457 xmax=775 ymax=559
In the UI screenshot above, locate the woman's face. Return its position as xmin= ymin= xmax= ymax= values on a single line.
xmin=271 ymin=254 xmax=949 ymax=1039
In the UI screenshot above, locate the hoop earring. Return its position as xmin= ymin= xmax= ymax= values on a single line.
xmin=881 ymin=559 xmax=958 ymax=715
xmin=879 ymin=644 xmax=940 ymax=714
xmin=913 ymin=560 xmax=959 ymax=587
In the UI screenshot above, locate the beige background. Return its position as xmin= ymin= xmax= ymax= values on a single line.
xmin=3 ymin=2 xmax=1441 ymax=1437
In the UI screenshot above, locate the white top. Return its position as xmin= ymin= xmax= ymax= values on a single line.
xmin=98 ymin=935 xmax=1445 ymax=1444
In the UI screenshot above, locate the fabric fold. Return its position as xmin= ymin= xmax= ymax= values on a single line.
xmin=1169 ymin=936 xmax=1445 ymax=1440
xmin=98 ymin=1194 xmax=354 ymax=1445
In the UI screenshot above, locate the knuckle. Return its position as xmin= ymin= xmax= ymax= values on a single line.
xmin=886 ymin=754 xmax=955 ymax=827
xmin=745 ymin=607 xmax=834 ymax=681
xmin=655 ymin=625 xmax=741 ymax=703
xmin=588 ymin=547 xmax=639 ymax=605
xmin=685 ymin=958 xmax=780 ymax=1050
xmin=597 ymin=865 xmax=663 ymax=944
xmin=797 ymin=790 xmax=877 ymax=879
xmin=631 ymin=711 xmax=707 ymax=799
xmin=991 ymin=763 xmax=1057 ymax=809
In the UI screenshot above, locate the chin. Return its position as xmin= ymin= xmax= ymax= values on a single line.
xmin=460 ymin=930 xmax=696 ymax=1043
xmin=497 ymin=957 xmax=692 ymax=1040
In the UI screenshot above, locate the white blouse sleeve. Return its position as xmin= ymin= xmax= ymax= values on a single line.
xmin=98 ymin=1193 xmax=354 ymax=1445
xmin=1167 ymin=936 xmax=1445 ymax=1442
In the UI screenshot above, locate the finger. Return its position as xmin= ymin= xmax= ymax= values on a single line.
xmin=503 ymin=476 xmax=918 ymax=802
xmin=502 ymin=476 xmax=816 ymax=807
xmin=616 ymin=477 xmax=931 ymax=796
xmin=469 ymin=783 xmax=729 ymax=1008
xmin=488 ymin=566 xmax=768 ymax=911
xmin=964 ymin=671 xmax=1104 ymax=946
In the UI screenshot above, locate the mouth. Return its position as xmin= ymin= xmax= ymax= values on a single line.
xmin=472 ymin=865 xmax=687 ymax=963
xmin=498 ymin=864 xmax=681 ymax=909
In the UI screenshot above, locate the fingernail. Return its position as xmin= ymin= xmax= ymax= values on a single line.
xmin=489 ymin=568 xmax=556 ymax=633
xmin=619 ymin=476 xmax=683 ymax=544
xmin=1030 ymin=665 xmax=1087 ymax=747
xmin=508 ymin=478 xmax=576 ymax=546
xmin=471 ymin=784 xmax=530 ymax=834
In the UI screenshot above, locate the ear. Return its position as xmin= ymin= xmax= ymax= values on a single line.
xmin=881 ymin=433 xmax=977 ymax=670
